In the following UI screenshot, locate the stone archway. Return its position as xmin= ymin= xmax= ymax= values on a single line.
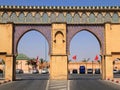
xmin=14 ymin=24 xmax=51 ymax=54
xmin=67 ymin=24 xmax=105 ymax=79
xmin=67 ymin=24 xmax=104 ymax=55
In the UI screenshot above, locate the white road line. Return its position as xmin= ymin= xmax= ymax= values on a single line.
xmin=45 ymin=80 xmax=49 ymax=90
xmin=49 ymin=85 xmax=67 ymax=89
xmin=68 ymin=80 xmax=70 ymax=90
xmin=48 ymin=80 xmax=68 ymax=90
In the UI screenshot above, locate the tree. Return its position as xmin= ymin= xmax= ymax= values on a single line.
xmin=82 ymin=58 xmax=90 ymax=62
xmin=40 ymin=58 xmax=44 ymax=64
xmin=82 ymin=58 xmax=90 ymax=71
xmin=68 ymin=59 xmax=72 ymax=63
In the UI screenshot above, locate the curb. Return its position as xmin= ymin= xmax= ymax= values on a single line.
xmin=107 ymin=78 xmax=120 ymax=84
xmin=0 ymin=80 xmax=11 ymax=85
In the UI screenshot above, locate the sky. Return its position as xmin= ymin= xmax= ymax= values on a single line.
xmin=0 ymin=0 xmax=120 ymax=6
xmin=0 ymin=0 xmax=119 ymax=61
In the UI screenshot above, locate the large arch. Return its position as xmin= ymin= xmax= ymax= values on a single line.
xmin=67 ymin=24 xmax=104 ymax=55
xmin=69 ymin=30 xmax=101 ymax=75
xmin=69 ymin=30 xmax=101 ymax=57
xmin=14 ymin=25 xmax=51 ymax=55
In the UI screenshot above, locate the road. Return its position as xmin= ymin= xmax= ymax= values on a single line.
xmin=0 ymin=74 xmax=120 ymax=90
xmin=69 ymin=74 xmax=120 ymax=90
xmin=0 ymin=74 xmax=49 ymax=90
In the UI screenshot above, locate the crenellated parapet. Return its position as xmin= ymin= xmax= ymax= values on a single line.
xmin=0 ymin=5 xmax=120 ymax=24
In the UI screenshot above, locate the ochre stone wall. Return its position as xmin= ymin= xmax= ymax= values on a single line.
xmin=50 ymin=23 xmax=68 ymax=79
xmin=105 ymin=24 xmax=120 ymax=54
xmin=104 ymin=23 xmax=120 ymax=79
xmin=0 ymin=24 xmax=13 ymax=54
xmin=0 ymin=23 xmax=14 ymax=80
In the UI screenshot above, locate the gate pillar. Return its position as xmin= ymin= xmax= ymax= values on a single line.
xmin=0 ymin=23 xmax=15 ymax=81
xmin=101 ymin=55 xmax=105 ymax=79
xmin=102 ymin=55 xmax=113 ymax=80
xmin=5 ymin=55 xmax=16 ymax=81
xmin=50 ymin=23 xmax=68 ymax=80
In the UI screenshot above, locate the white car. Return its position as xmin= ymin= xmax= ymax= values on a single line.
xmin=41 ymin=68 xmax=49 ymax=74
xmin=113 ymin=69 xmax=119 ymax=74
xmin=32 ymin=69 xmax=39 ymax=74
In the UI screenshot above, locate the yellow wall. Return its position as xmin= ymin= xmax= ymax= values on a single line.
xmin=105 ymin=24 xmax=120 ymax=54
xmin=0 ymin=24 xmax=13 ymax=54
xmin=51 ymin=24 xmax=66 ymax=55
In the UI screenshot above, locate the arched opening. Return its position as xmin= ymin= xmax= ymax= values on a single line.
xmin=0 ymin=58 xmax=5 ymax=79
xmin=68 ymin=30 xmax=101 ymax=79
xmin=113 ymin=58 xmax=120 ymax=78
xmin=16 ymin=30 xmax=49 ymax=80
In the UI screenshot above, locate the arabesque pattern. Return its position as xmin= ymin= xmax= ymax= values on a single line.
xmin=0 ymin=6 xmax=120 ymax=24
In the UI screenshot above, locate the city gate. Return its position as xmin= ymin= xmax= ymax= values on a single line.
xmin=0 ymin=5 xmax=120 ymax=80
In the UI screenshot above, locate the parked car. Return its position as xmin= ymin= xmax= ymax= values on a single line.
xmin=32 ymin=69 xmax=39 ymax=74
xmin=113 ymin=69 xmax=119 ymax=74
xmin=0 ymin=69 xmax=3 ymax=73
xmin=41 ymin=68 xmax=49 ymax=74
xmin=16 ymin=69 xmax=24 ymax=74
xmin=95 ymin=69 xmax=100 ymax=74
xmin=72 ymin=69 xmax=78 ymax=74
xmin=87 ymin=69 xmax=93 ymax=74
xmin=79 ymin=66 xmax=85 ymax=74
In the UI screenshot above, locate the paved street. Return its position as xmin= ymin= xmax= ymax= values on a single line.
xmin=0 ymin=74 xmax=120 ymax=90
xmin=0 ymin=74 xmax=49 ymax=90
xmin=69 ymin=74 xmax=120 ymax=90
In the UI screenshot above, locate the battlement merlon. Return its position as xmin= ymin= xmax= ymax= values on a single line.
xmin=0 ymin=5 xmax=120 ymax=11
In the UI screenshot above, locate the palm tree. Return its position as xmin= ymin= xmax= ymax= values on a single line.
xmin=39 ymin=58 xmax=44 ymax=69
xmin=82 ymin=58 xmax=90 ymax=73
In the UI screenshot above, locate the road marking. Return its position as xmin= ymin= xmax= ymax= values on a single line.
xmin=47 ymin=80 xmax=68 ymax=90
xmin=68 ymin=80 xmax=70 ymax=90
xmin=45 ymin=80 xmax=49 ymax=90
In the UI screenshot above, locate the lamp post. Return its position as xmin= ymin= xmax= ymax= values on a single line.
xmin=92 ymin=60 xmax=93 ymax=75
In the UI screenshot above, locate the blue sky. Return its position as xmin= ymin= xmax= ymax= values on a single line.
xmin=17 ymin=30 xmax=100 ymax=61
xmin=0 ymin=0 xmax=120 ymax=6
xmin=0 ymin=0 xmax=119 ymax=61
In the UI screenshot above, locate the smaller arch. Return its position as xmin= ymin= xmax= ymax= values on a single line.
xmin=96 ymin=13 xmax=103 ymax=23
xmin=57 ymin=13 xmax=65 ymax=22
xmin=2 ymin=12 xmax=9 ymax=23
xmin=42 ymin=13 xmax=49 ymax=23
xmin=50 ymin=13 xmax=56 ymax=23
xmin=73 ymin=13 xmax=80 ymax=24
xmin=10 ymin=12 xmax=18 ymax=23
xmin=81 ymin=13 xmax=88 ymax=23
xmin=55 ymin=31 xmax=64 ymax=38
xmin=66 ymin=13 xmax=72 ymax=23
xmin=112 ymin=12 xmax=119 ymax=23
xmin=26 ymin=12 xmax=34 ymax=23
xmin=18 ymin=12 xmax=25 ymax=23
xmin=34 ymin=13 xmax=41 ymax=23
xmin=104 ymin=13 xmax=111 ymax=22
xmin=0 ymin=58 xmax=5 ymax=78
xmin=89 ymin=13 xmax=96 ymax=23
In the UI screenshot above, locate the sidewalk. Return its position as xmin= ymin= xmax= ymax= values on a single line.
xmin=107 ymin=78 xmax=120 ymax=85
xmin=0 ymin=79 xmax=11 ymax=85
